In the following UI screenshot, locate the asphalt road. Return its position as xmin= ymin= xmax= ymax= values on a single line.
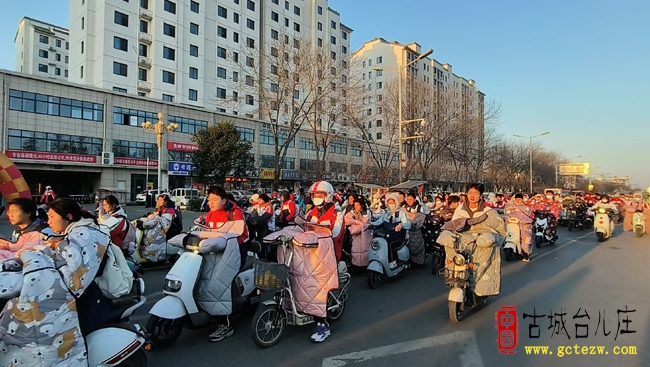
xmin=1 ymin=205 xmax=647 ymax=367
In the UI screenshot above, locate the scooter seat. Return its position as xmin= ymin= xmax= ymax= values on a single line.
xmin=107 ymin=297 xmax=139 ymax=323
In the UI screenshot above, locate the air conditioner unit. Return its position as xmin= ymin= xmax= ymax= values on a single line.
xmin=102 ymin=151 xmax=114 ymax=165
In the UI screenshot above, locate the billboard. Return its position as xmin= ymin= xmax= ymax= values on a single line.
xmin=558 ymin=163 xmax=589 ymax=175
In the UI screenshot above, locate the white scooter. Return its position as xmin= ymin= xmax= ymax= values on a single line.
xmin=633 ymin=209 xmax=646 ymax=237
xmin=87 ymin=276 xmax=149 ymax=366
xmin=533 ymin=211 xmax=556 ymax=248
xmin=146 ymin=233 xmax=261 ymax=348
xmin=593 ymin=207 xmax=614 ymax=242
xmin=503 ymin=217 xmax=525 ymax=261
xmin=366 ymin=222 xmax=410 ymax=289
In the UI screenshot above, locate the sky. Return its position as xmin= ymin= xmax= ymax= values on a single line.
xmin=0 ymin=0 xmax=648 ymax=187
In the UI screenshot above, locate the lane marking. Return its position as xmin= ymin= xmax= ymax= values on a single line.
xmin=532 ymin=232 xmax=591 ymax=261
xmin=321 ymin=331 xmax=483 ymax=367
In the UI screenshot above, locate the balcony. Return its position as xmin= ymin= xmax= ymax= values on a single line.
xmin=137 ymin=81 xmax=151 ymax=92
xmin=138 ymin=56 xmax=152 ymax=68
xmin=138 ymin=32 xmax=152 ymax=44
xmin=139 ymin=8 xmax=153 ymax=20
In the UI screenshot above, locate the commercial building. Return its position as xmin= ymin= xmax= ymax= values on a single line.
xmin=14 ymin=17 xmax=70 ymax=81
xmin=68 ymin=0 xmax=351 ymax=117
xmin=0 ymin=70 xmax=375 ymax=201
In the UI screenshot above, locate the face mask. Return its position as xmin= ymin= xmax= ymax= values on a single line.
xmin=546 ymin=195 xmax=553 ymax=200
xmin=313 ymin=198 xmax=324 ymax=206
xmin=602 ymin=199 xmax=608 ymax=203
xmin=635 ymin=198 xmax=641 ymax=202
xmin=388 ymin=204 xmax=397 ymax=211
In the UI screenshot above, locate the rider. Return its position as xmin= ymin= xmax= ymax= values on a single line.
xmin=403 ymin=192 xmax=424 ymax=214
xmin=622 ymin=192 xmax=650 ymax=232
xmin=98 ymin=195 xmax=133 ymax=255
xmin=276 ymin=191 xmax=297 ymax=229
xmin=40 ymin=185 xmax=56 ymax=205
xmin=590 ymin=194 xmax=619 ymax=214
xmin=505 ymin=193 xmax=534 ymax=262
xmin=137 ymin=194 xmax=177 ymax=262
xmin=438 ymin=195 xmax=461 ymax=222
xmin=370 ymin=192 xmax=411 ymax=268
xmin=532 ymin=190 xmax=562 ymax=241
xmin=584 ymin=192 xmax=597 ymax=205
xmin=398 ymin=192 xmax=406 ymax=207
xmin=0 ymin=198 xmax=52 ymax=259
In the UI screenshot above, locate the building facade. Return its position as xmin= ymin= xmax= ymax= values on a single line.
xmin=14 ymin=17 xmax=70 ymax=81
xmin=0 ymin=70 xmax=378 ymax=201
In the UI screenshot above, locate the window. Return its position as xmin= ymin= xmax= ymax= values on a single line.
xmin=111 ymin=36 xmax=127 ymax=52
xmin=318 ymin=6 xmax=323 ymax=14
xmin=245 ymin=75 xmax=253 ymax=86
xmin=162 ymin=70 xmax=175 ymax=84
xmin=351 ymin=145 xmax=362 ymax=157
xmin=246 ymin=38 xmax=255 ymax=48
xmin=162 ymin=94 xmax=174 ymax=102
xmin=190 ymin=45 xmax=199 ymax=57
xmin=163 ymin=23 xmax=176 ymax=37
xmin=377 ymin=82 xmax=383 ymax=89
xmin=294 ymin=6 xmax=300 ymax=15
xmin=217 ymin=67 xmax=226 ymax=78
xmin=56 ymin=39 xmax=61 ymax=47
xmin=232 ymin=71 xmax=239 ymax=82
xmin=317 ymin=38 xmax=322 ymax=47
xmin=270 ymin=83 xmax=278 ymax=92
xmin=81 ymin=41 xmax=84 ymax=54
xmin=9 ymin=129 xmax=103 ymax=156
xmin=342 ymin=31 xmax=348 ymax=40
xmin=138 ymin=68 xmax=147 ymax=81
xmin=80 ymin=66 xmax=83 ymax=78
xmin=247 ymin=0 xmax=255 ymax=11
xmin=271 ymin=0 xmax=278 ymax=4
xmin=64 ymin=70 xmax=68 ymax=77
xmin=140 ymin=0 xmax=149 ymax=8
xmin=65 ymin=55 xmax=69 ymax=63
xmin=191 ymin=1 xmax=199 ymax=13
xmin=113 ymin=62 xmax=127 ymax=76
xmin=331 ymin=21 xmax=337 ymax=29
xmin=168 ymin=115 xmax=208 ymax=134
xmin=285 ymin=1 xmax=289 ymax=10
xmin=247 ymin=19 xmax=255 ymax=30
xmin=294 ymin=39 xmax=300 ymax=48
xmin=271 ymin=11 xmax=278 ymax=22
xmin=233 ymin=52 xmax=238 ymax=62
xmin=39 ymin=35 xmax=48 ymax=44
xmin=376 ymin=56 xmax=383 ymax=64
xmin=234 ymin=13 xmax=239 ymax=23
xmin=189 ymin=67 xmax=198 ymax=79
xmin=216 ymin=88 xmax=226 ymax=99
xmin=246 ymin=95 xmax=254 ymax=105
xmin=377 ymin=107 xmax=383 ymax=114
xmin=114 ymin=11 xmax=129 ymax=26
xmin=376 ymin=132 xmax=382 ymax=140
xmin=236 ymin=127 xmax=255 ymax=142
xmin=9 ymin=90 xmax=104 ymax=122
xmin=112 ymin=139 xmax=157 ymax=159
xmin=233 ymin=32 xmax=239 ymax=43
xmin=317 ymin=22 xmax=322 ymax=31
xmin=331 ymin=36 xmax=336 ymax=45
xmin=65 ymin=42 xmax=69 ymax=49
xmin=139 ymin=44 xmax=148 ymax=57
xmin=38 ymin=64 xmax=48 ymax=73
xmin=232 ymin=91 xmax=238 ymax=100
xmin=189 ymin=89 xmax=198 ymax=101
xmin=270 ymin=65 xmax=278 ymax=74
xmin=81 ymin=17 xmax=85 ymax=30
xmin=376 ymin=70 xmax=382 ymax=76
xmin=140 ymin=20 xmax=148 ymax=32
xmin=217 ymin=47 xmax=226 ymax=58
xmin=376 ymin=120 xmax=383 ymax=127
xmin=294 ymin=23 xmax=300 ymax=32
xmin=331 ymin=51 xmax=336 ymax=60
xmin=246 ymin=57 xmax=254 ymax=67
xmin=330 ymin=141 xmax=347 ymax=155
xmin=163 ymin=47 xmax=175 ymax=60
xmin=218 ymin=6 xmax=227 ymax=18
xmin=113 ymin=87 xmax=127 ymax=93
xmin=294 ymin=90 xmax=299 ymax=99
xmin=285 ymin=18 xmax=289 ymax=27
xmin=217 ymin=26 xmax=227 ymax=38
xmin=190 ymin=23 xmax=199 ymax=35
xmin=164 ymin=0 xmax=176 ymax=14
xmin=38 ymin=50 xmax=48 ymax=58
xmin=271 ymin=47 xmax=278 ymax=57
xmin=56 ymin=54 xmax=61 ymax=61
xmin=271 ymin=29 xmax=278 ymax=39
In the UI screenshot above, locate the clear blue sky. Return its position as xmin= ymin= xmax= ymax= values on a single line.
xmin=1 ymin=0 xmax=648 ymax=187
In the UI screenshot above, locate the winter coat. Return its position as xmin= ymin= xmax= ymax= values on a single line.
xmin=98 ymin=206 xmax=130 ymax=252
xmin=344 ymin=211 xmax=371 ymax=267
xmin=0 ymin=218 xmax=109 ymax=367
xmin=0 ymin=219 xmax=53 ymax=260
xmin=403 ymin=210 xmax=426 ymax=265
xmin=140 ymin=208 xmax=174 ymax=262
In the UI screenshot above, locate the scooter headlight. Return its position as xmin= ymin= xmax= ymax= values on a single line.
xmin=370 ymin=239 xmax=380 ymax=250
xmin=598 ymin=208 xmax=607 ymax=214
xmin=453 ymin=254 xmax=466 ymax=266
xmin=164 ymin=279 xmax=182 ymax=292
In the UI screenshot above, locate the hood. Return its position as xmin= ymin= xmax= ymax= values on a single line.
xmin=64 ymin=217 xmax=99 ymax=234
xmin=112 ymin=206 xmax=127 ymax=217
xmin=385 ymin=193 xmax=400 ymax=209
xmin=460 ymin=199 xmax=488 ymax=218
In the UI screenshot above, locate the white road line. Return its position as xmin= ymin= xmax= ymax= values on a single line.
xmin=321 ymin=331 xmax=483 ymax=367
xmin=532 ymin=232 xmax=591 ymax=261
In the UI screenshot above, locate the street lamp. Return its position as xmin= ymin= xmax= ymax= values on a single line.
xmin=514 ymin=131 xmax=549 ymax=193
xmin=373 ymin=48 xmax=433 ymax=183
xmin=142 ymin=112 xmax=179 ymax=194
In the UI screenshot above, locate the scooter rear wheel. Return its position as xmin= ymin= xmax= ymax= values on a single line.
xmin=596 ymin=232 xmax=605 ymax=242
xmin=251 ymin=304 xmax=286 ymax=348
xmin=635 ymin=228 xmax=643 ymax=238
xmin=146 ymin=315 xmax=185 ymax=348
xmin=535 ymin=235 xmax=543 ymax=248
xmin=448 ymin=301 xmax=462 ymax=323
xmin=366 ymin=270 xmax=383 ymax=289
xmin=327 ymin=290 xmax=346 ymax=322
xmin=119 ymin=348 xmax=147 ymax=367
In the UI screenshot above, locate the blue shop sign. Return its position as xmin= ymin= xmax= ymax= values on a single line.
xmin=168 ymin=161 xmax=193 ymax=176
xmin=281 ymin=169 xmax=300 ymax=181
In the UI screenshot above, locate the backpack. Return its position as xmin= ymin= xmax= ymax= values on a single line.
xmin=116 ymin=215 xmax=137 ymax=255
xmin=96 ymin=244 xmax=134 ymax=299
xmin=165 ymin=208 xmax=183 ymax=240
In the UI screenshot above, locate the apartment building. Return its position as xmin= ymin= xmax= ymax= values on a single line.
xmin=14 ymin=17 xmax=70 ymax=80
xmin=353 ymin=38 xmax=485 ymax=182
xmin=68 ymin=0 xmax=351 ymax=117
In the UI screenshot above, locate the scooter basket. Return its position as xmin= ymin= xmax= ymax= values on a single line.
xmin=253 ymin=261 xmax=290 ymax=290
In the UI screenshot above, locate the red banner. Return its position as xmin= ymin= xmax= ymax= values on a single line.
xmin=167 ymin=142 xmax=198 ymax=152
xmin=114 ymin=157 xmax=158 ymax=167
xmin=6 ymin=150 xmax=97 ymax=163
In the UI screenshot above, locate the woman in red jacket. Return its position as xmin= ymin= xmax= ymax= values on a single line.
xmin=276 ymin=191 xmax=297 ymax=228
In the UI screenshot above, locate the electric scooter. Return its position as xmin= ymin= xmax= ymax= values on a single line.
xmin=366 ymin=222 xmax=410 ymax=289
xmin=503 ymin=217 xmax=526 ymax=261
xmin=633 ymin=209 xmax=646 ymax=237
xmin=593 ymin=207 xmax=614 ymax=242
xmin=534 ymin=211 xmax=556 ymax=248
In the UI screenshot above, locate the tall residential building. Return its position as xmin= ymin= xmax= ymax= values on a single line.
xmin=14 ymin=17 xmax=70 ymax=80
xmin=68 ymin=0 xmax=351 ymax=116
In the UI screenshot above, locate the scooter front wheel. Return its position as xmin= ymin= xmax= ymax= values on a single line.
xmin=146 ymin=315 xmax=185 ymax=348
xmin=119 ymin=348 xmax=147 ymax=367
xmin=448 ymin=301 xmax=462 ymax=323
xmin=251 ymin=304 xmax=287 ymax=348
xmin=535 ymin=235 xmax=543 ymax=248
xmin=366 ymin=270 xmax=383 ymax=289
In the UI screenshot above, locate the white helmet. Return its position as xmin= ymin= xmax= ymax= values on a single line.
xmin=309 ymin=181 xmax=334 ymax=204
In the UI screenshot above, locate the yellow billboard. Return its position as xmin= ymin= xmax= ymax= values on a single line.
xmin=558 ymin=163 xmax=589 ymax=175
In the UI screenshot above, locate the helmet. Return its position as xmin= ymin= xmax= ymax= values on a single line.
xmin=308 ymin=181 xmax=334 ymax=204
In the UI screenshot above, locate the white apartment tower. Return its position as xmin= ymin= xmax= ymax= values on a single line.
xmin=353 ymin=38 xmax=484 ymax=145
xmin=68 ymin=0 xmax=351 ymax=115
xmin=14 ymin=17 xmax=70 ymax=80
